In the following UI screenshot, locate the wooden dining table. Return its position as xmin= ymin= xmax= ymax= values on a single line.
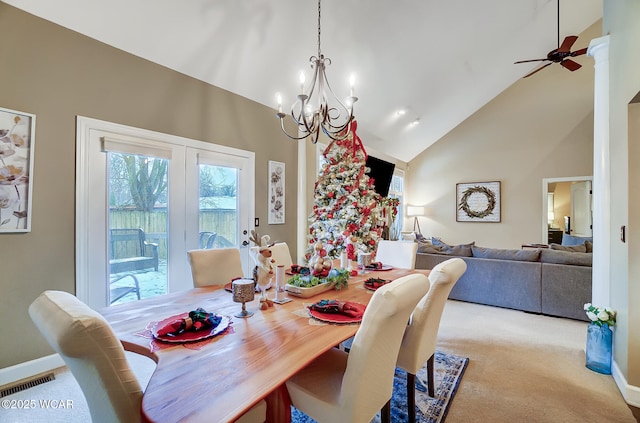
xmin=101 ymin=265 xmax=429 ymax=423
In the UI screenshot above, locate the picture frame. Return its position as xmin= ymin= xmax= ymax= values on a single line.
xmin=268 ymin=160 xmax=285 ymax=224
xmin=456 ymin=181 xmax=501 ymax=223
xmin=0 ymin=107 xmax=36 ymax=232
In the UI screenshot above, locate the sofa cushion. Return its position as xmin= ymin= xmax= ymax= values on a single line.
xmin=431 ymin=239 xmax=474 ymax=257
xmin=540 ymin=249 xmax=592 ymax=267
xmin=550 ymin=243 xmax=587 ymax=253
xmin=562 ymin=234 xmax=593 ymax=246
xmin=585 ymin=240 xmax=593 ymax=253
xmin=471 ymin=246 xmax=540 ymax=262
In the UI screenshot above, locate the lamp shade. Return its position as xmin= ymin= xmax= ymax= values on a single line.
xmin=407 ymin=206 xmax=425 ymax=217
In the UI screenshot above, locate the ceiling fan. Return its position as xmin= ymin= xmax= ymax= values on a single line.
xmin=514 ymin=0 xmax=588 ymax=78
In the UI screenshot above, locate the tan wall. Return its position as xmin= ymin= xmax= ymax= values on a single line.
xmin=0 ymin=4 xmax=297 ymax=368
xmin=604 ymin=0 xmax=640 ymax=388
xmin=405 ymin=22 xmax=599 ymax=249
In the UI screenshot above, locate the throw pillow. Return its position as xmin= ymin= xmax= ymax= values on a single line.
xmin=471 ymin=246 xmax=540 ymax=262
xmin=417 ymin=241 xmax=443 ymax=254
xmin=561 ymin=234 xmax=593 ymax=246
xmin=550 ymin=243 xmax=587 ymax=253
xmin=540 ymin=249 xmax=592 ymax=267
xmin=439 ymin=244 xmax=473 ymax=257
xmin=430 ymin=238 xmax=475 ymax=256
xmin=585 ymin=240 xmax=593 ymax=253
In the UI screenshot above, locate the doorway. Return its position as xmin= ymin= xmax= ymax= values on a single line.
xmin=542 ymin=176 xmax=593 ymax=244
xmin=76 ymin=117 xmax=255 ymax=309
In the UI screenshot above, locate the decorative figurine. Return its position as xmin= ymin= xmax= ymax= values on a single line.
xmin=250 ymin=230 xmax=275 ymax=309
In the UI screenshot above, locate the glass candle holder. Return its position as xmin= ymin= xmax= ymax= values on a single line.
xmin=232 ymin=278 xmax=255 ymax=318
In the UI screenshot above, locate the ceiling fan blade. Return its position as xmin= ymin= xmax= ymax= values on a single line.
xmin=561 ymin=59 xmax=581 ymax=71
xmin=522 ymin=62 xmax=552 ymax=78
xmin=514 ymin=58 xmax=549 ymax=64
xmin=558 ymin=35 xmax=578 ymax=53
xmin=571 ymin=47 xmax=588 ymax=57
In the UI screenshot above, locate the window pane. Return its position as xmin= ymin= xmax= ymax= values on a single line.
xmin=107 ymin=152 xmax=168 ymax=304
xmin=198 ymin=164 xmax=238 ymax=249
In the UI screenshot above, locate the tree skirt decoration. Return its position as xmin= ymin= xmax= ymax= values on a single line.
xmin=291 ymin=351 xmax=469 ymax=423
xmin=307 ymin=120 xmax=383 ymax=260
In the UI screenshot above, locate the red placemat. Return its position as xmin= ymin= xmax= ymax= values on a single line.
xmin=308 ymin=307 xmax=364 ymax=324
xmin=136 ymin=315 xmax=234 ymax=352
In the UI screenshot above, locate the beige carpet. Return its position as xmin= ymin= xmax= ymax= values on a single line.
xmin=2 ymin=300 xmax=636 ymax=422
xmin=437 ymin=300 xmax=636 ymax=422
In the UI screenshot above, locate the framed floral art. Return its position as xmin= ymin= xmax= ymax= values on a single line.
xmin=456 ymin=181 xmax=500 ymax=223
xmin=268 ymin=160 xmax=285 ymax=224
xmin=0 ymin=107 xmax=36 ymax=232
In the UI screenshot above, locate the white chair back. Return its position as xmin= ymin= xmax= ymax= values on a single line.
xmin=249 ymin=242 xmax=293 ymax=269
xmin=187 ymin=247 xmax=243 ymax=287
xmin=29 ymin=290 xmax=142 ymax=423
xmin=375 ymin=240 xmax=419 ymax=269
xmin=340 ymin=273 xmax=430 ymax=420
xmin=397 ymin=258 xmax=467 ymax=373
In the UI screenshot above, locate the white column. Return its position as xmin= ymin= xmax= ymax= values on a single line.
xmin=297 ymin=139 xmax=307 ymax=264
xmin=588 ymin=35 xmax=611 ymax=305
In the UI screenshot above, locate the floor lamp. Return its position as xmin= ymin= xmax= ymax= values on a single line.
xmin=407 ymin=206 xmax=425 ymax=235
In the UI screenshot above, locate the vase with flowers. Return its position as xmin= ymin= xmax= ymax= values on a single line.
xmin=584 ymin=303 xmax=616 ymax=374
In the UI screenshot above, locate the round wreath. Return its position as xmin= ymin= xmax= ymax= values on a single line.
xmin=459 ymin=186 xmax=496 ymax=219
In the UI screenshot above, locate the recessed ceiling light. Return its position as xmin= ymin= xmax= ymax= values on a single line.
xmin=396 ymin=109 xmax=406 ymax=116
xmin=409 ymin=118 xmax=420 ymax=127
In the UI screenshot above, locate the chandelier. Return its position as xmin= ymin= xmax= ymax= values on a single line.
xmin=276 ymin=0 xmax=358 ymax=143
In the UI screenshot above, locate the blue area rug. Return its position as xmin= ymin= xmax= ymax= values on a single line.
xmin=291 ymin=351 xmax=469 ymax=423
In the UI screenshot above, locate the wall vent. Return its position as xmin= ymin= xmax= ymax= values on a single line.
xmin=0 ymin=373 xmax=55 ymax=398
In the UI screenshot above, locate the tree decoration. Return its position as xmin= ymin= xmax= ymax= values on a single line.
xmin=306 ymin=121 xmax=383 ymax=261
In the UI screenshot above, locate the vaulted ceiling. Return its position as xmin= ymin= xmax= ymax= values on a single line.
xmin=3 ymin=0 xmax=602 ymax=162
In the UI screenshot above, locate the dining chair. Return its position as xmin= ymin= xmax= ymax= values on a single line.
xmin=270 ymin=242 xmax=294 ymax=269
xmin=285 ymin=273 xmax=430 ymax=423
xmin=187 ymin=247 xmax=244 ymax=287
xmin=250 ymin=242 xmax=293 ymax=269
xmin=396 ymin=258 xmax=467 ymax=423
xmin=375 ymin=240 xmax=419 ymax=269
xmin=29 ymin=290 xmax=146 ymax=423
xmin=29 ymin=290 xmax=266 ymax=423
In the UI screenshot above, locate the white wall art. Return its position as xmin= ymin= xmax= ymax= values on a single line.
xmin=0 ymin=107 xmax=36 ymax=232
xmin=268 ymin=160 xmax=285 ymax=224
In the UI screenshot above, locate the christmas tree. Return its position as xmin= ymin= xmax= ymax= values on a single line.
xmin=306 ymin=121 xmax=383 ymax=261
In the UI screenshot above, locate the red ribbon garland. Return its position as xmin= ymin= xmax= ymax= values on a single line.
xmin=312 ymin=119 xmax=379 ymax=245
xmin=322 ymin=120 xmax=367 ymax=160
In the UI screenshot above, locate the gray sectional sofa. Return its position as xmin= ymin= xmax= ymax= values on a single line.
xmin=414 ymin=240 xmax=592 ymax=321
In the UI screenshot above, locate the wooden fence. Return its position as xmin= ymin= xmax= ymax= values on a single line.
xmin=109 ymin=209 xmax=237 ymax=259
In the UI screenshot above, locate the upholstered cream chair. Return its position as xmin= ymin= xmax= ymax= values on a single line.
xmin=29 ymin=290 xmax=265 ymax=423
xmin=396 ymin=258 xmax=467 ymax=423
xmin=286 ymin=273 xmax=430 ymax=423
xmin=249 ymin=242 xmax=293 ymax=269
xmin=29 ymin=290 xmax=145 ymax=423
xmin=187 ymin=247 xmax=244 ymax=287
xmin=270 ymin=242 xmax=293 ymax=269
xmin=375 ymin=240 xmax=419 ymax=269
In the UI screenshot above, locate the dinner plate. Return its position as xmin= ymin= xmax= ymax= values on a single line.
xmin=224 ymin=282 xmax=271 ymax=293
xmin=363 ymin=282 xmax=388 ymax=291
xmin=152 ymin=313 xmax=231 ymax=343
xmin=308 ymin=307 xmax=364 ymax=324
xmin=365 ymin=264 xmax=393 ymax=271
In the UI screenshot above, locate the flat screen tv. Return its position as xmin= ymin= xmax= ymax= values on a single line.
xmin=365 ymin=156 xmax=395 ymax=197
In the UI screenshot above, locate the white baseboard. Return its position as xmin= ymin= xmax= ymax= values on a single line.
xmin=612 ymin=359 xmax=640 ymax=408
xmin=0 ymin=354 xmax=64 ymax=387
